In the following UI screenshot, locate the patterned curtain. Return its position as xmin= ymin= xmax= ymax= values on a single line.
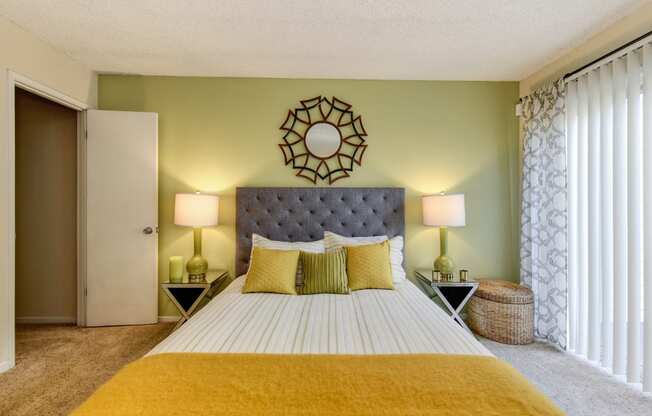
xmin=520 ymin=79 xmax=567 ymax=348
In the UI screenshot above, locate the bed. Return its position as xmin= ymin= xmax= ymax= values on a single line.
xmin=73 ymin=187 xmax=563 ymax=415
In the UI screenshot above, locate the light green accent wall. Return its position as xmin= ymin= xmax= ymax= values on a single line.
xmin=98 ymin=75 xmax=520 ymax=317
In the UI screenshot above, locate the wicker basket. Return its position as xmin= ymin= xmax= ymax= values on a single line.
xmin=467 ymin=279 xmax=534 ymax=345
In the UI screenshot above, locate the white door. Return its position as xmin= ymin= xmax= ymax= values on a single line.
xmin=86 ymin=110 xmax=158 ymax=326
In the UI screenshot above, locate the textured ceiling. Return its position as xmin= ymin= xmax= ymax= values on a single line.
xmin=0 ymin=0 xmax=646 ymax=80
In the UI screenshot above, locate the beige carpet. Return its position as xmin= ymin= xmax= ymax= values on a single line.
xmin=0 ymin=323 xmax=173 ymax=416
xmin=480 ymin=337 xmax=652 ymax=416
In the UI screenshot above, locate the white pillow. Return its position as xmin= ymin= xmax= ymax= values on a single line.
xmin=323 ymin=231 xmax=406 ymax=283
xmin=251 ymin=234 xmax=325 ymax=286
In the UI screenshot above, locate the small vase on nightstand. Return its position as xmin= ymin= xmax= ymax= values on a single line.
xmin=169 ymin=256 xmax=184 ymax=283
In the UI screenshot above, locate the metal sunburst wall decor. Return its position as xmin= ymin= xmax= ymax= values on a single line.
xmin=279 ymin=96 xmax=368 ymax=184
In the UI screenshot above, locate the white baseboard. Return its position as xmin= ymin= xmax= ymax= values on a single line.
xmin=15 ymin=316 xmax=76 ymax=324
xmin=158 ymin=316 xmax=180 ymax=323
xmin=0 ymin=360 xmax=14 ymax=373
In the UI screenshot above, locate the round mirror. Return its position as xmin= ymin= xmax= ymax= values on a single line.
xmin=305 ymin=122 xmax=342 ymax=158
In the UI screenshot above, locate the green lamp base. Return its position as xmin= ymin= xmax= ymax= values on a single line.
xmin=434 ymin=254 xmax=454 ymax=275
xmin=187 ymin=227 xmax=208 ymax=281
xmin=434 ymin=226 xmax=454 ymax=275
xmin=186 ymin=254 xmax=208 ymax=279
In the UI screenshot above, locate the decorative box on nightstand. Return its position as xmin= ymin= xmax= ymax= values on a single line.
xmin=415 ymin=269 xmax=479 ymax=332
xmin=161 ymin=269 xmax=228 ymax=330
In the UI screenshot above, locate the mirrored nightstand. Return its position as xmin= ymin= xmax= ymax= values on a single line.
xmin=161 ymin=269 xmax=228 ymax=330
xmin=415 ymin=269 xmax=479 ymax=332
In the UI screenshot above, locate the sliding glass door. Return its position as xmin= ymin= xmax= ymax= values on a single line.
xmin=566 ymin=44 xmax=652 ymax=392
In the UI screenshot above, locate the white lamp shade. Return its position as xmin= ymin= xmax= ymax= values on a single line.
xmin=174 ymin=193 xmax=219 ymax=227
xmin=422 ymin=194 xmax=466 ymax=227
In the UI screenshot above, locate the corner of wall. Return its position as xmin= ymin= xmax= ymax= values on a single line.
xmin=0 ymin=360 xmax=14 ymax=373
xmin=519 ymin=2 xmax=652 ymax=96
xmin=88 ymin=71 xmax=99 ymax=109
xmin=0 ymin=13 xmax=97 ymax=373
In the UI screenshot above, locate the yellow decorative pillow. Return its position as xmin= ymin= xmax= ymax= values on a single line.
xmin=346 ymin=241 xmax=394 ymax=291
xmin=242 ymin=247 xmax=299 ymax=295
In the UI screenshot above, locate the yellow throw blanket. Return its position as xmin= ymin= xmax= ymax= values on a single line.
xmin=73 ymin=353 xmax=564 ymax=415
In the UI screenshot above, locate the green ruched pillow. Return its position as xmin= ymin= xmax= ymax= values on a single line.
xmin=298 ymin=248 xmax=349 ymax=295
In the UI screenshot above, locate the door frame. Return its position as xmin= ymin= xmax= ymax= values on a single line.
xmin=4 ymin=70 xmax=88 ymax=372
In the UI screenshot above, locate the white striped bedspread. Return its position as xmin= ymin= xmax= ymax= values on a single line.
xmin=149 ymin=277 xmax=491 ymax=356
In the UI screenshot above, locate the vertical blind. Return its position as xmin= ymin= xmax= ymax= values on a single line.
xmin=566 ymin=44 xmax=652 ymax=392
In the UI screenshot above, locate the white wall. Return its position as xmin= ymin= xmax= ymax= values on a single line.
xmin=0 ymin=15 xmax=96 ymax=372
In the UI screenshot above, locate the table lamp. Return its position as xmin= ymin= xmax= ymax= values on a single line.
xmin=174 ymin=192 xmax=219 ymax=280
xmin=422 ymin=193 xmax=466 ymax=275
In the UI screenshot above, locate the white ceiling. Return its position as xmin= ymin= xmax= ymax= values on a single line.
xmin=0 ymin=0 xmax=646 ymax=80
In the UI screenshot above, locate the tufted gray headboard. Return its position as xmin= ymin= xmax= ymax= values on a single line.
xmin=235 ymin=187 xmax=405 ymax=276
